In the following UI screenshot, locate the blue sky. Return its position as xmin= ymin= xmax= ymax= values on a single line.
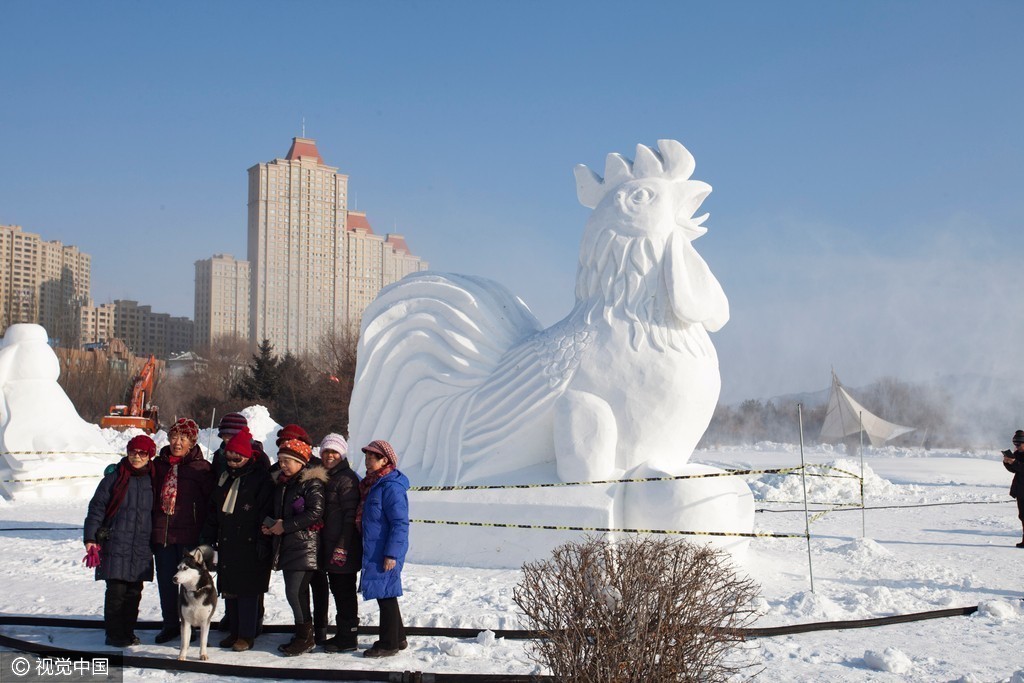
xmin=2 ymin=1 xmax=1022 ymax=404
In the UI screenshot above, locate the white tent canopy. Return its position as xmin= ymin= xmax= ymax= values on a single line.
xmin=819 ymin=372 xmax=915 ymax=447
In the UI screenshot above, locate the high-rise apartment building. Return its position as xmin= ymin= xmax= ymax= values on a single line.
xmin=247 ymin=137 xmax=428 ymax=355
xmin=1 ymin=224 xmax=91 ymax=343
xmin=77 ymin=300 xmax=117 ymax=346
xmin=194 ymin=254 xmax=250 ymax=350
xmin=111 ymin=300 xmax=194 ymax=359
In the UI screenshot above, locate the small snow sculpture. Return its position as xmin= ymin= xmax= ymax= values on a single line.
xmin=350 ymin=140 xmax=728 ymax=484
xmin=0 ymin=324 xmax=114 ymax=499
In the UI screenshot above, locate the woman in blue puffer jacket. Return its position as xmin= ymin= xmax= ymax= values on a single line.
xmin=356 ymin=440 xmax=410 ymax=658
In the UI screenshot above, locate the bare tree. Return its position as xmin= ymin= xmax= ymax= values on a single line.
xmin=514 ymin=535 xmax=760 ymax=682
xmin=164 ymin=334 xmax=251 ymax=425
xmin=56 ymin=350 xmax=132 ymax=423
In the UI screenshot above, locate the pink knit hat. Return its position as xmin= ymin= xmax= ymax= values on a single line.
xmin=361 ymin=440 xmax=398 ymax=469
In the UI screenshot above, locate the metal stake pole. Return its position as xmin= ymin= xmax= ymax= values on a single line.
xmin=206 ymin=408 xmax=217 ymax=458
xmin=798 ymin=403 xmax=814 ymax=593
xmin=859 ymin=410 xmax=866 ymax=538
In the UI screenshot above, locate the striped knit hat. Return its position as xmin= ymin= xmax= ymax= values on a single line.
xmin=218 ymin=412 xmax=248 ymax=440
xmin=319 ymin=433 xmax=348 ymax=457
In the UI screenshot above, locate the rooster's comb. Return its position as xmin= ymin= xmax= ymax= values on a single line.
xmin=573 ymin=140 xmax=698 ymax=209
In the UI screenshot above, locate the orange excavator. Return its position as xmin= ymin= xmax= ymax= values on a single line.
xmin=100 ymin=355 xmax=160 ymax=433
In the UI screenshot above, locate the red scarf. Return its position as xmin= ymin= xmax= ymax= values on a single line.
xmin=104 ymin=457 xmax=153 ymax=523
xmin=355 ymin=464 xmax=395 ymax=533
xmin=160 ymin=454 xmax=184 ymax=515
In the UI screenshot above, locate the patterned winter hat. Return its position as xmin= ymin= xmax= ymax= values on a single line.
xmin=126 ymin=434 xmax=156 ymax=458
xmin=276 ymin=424 xmax=312 ymax=447
xmin=319 ymin=433 xmax=348 ymax=457
xmin=361 ymin=440 xmax=398 ymax=469
xmin=278 ymin=438 xmax=313 ymax=464
xmin=225 ymin=427 xmax=254 ymax=459
xmin=168 ymin=418 xmax=200 ymax=444
xmin=1013 ymin=430 xmax=1024 ymax=446
xmin=218 ymin=412 xmax=248 ymax=440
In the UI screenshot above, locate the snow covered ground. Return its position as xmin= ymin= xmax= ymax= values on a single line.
xmin=3 ymin=438 xmax=1024 ymax=681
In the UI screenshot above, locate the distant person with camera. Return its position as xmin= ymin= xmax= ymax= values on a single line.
xmin=1001 ymin=429 xmax=1024 ymax=548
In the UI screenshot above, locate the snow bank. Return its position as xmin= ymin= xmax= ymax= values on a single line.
xmin=863 ymin=647 xmax=914 ymax=673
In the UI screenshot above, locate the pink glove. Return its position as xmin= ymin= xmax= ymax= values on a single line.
xmin=330 ymin=547 xmax=347 ymax=568
xmin=83 ymin=545 xmax=101 ymax=569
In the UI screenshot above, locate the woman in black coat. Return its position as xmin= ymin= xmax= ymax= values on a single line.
xmin=316 ymin=433 xmax=362 ymax=653
xmin=84 ymin=435 xmax=156 ymax=648
xmin=1002 ymin=429 xmax=1024 ymax=548
xmin=262 ymin=437 xmax=326 ymax=656
xmin=201 ymin=428 xmax=274 ymax=652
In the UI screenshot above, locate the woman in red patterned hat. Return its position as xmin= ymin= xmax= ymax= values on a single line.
xmin=151 ymin=417 xmax=215 ymax=644
xmin=262 ymin=431 xmax=327 ymax=656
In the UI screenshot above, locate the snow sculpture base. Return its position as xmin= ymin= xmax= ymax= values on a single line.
xmin=408 ymin=464 xmax=754 ymax=569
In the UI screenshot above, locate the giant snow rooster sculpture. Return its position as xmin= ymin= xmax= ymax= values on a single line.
xmin=349 ymin=140 xmax=729 ymax=486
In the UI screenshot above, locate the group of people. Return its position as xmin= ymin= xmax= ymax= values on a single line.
xmin=83 ymin=413 xmax=411 ymax=658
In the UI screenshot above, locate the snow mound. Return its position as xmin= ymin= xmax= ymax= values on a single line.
xmin=749 ymin=458 xmax=916 ymax=505
xmin=863 ymin=646 xmax=914 ymax=673
xmin=830 ymin=538 xmax=892 ymax=561
xmin=780 ymin=591 xmax=847 ymax=620
xmin=976 ymin=599 xmax=1020 ymax=620
xmin=193 ymin=405 xmax=282 ymax=462
xmin=439 ymin=631 xmax=500 ymax=658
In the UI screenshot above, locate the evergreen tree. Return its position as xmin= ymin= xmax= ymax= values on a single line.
xmin=233 ymin=338 xmax=280 ymax=402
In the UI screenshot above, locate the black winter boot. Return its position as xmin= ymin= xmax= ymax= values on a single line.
xmin=324 ymin=618 xmax=359 ymax=653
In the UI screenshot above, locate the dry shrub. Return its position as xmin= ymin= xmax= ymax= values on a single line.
xmin=513 ymin=535 xmax=759 ymax=682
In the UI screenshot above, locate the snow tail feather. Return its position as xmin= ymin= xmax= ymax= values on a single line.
xmin=348 ymin=272 xmax=543 ymax=484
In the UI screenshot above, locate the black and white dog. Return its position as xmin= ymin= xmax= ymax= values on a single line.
xmin=172 ymin=547 xmax=218 ymax=661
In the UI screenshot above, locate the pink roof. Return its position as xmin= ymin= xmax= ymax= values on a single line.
xmin=347 ymin=211 xmax=373 ymax=234
xmin=386 ymin=234 xmax=410 ymax=255
xmin=285 ymin=137 xmax=324 ymax=164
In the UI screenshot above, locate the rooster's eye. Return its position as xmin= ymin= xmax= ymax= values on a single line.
xmin=629 ymin=187 xmax=654 ymax=204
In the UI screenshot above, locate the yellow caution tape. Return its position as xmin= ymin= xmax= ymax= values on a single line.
xmin=410 ymin=518 xmax=806 ymax=539
xmin=0 ymin=474 xmax=110 ymax=484
xmin=410 ymin=465 xmax=811 ymax=492
xmin=0 ymin=451 xmax=121 ymax=457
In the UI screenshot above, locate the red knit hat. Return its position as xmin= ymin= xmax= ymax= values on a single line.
xmin=126 ymin=434 xmax=156 ymax=458
xmin=276 ymin=424 xmax=312 ymax=447
xmin=169 ymin=417 xmax=200 ymax=443
xmin=225 ymin=427 xmax=254 ymax=459
xmin=218 ymin=412 xmax=248 ymax=440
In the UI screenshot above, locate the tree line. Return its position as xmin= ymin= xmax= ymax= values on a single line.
xmin=58 ymin=334 xmax=971 ymax=449
xmin=699 ymin=376 xmax=960 ymax=448
xmin=58 ymin=328 xmax=359 ymax=444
